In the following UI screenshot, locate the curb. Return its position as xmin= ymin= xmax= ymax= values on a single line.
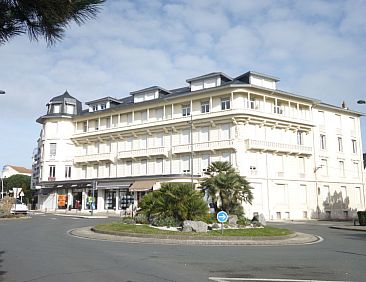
xmin=91 ymin=227 xmax=297 ymax=241
xmin=330 ymin=226 xmax=366 ymax=232
xmin=69 ymin=226 xmax=321 ymax=246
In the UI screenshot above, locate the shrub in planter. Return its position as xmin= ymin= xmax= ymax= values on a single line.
xmin=151 ymin=216 xmax=181 ymax=227
xmin=134 ymin=213 xmax=149 ymax=224
xmin=357 ymin=211 xmax=366 ymax=226
xmin=121 ymin=217 xmax=136 ymax=225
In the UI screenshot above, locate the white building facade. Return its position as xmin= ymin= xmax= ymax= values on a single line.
xmin=32 ymin=71 xmax=366 ymax=219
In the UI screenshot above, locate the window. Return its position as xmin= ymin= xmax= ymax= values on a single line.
xmin=337 ymin=137 xmax=343 ymax=152
xmin=201 ymin=101 xmax=210 ymax=113
xmin=141 ymin=110 xmax=148 ymax=123
xmin=273 ymin=104 xmax=283 ymax=114
xmin=106 ymin=117 xmax=110 ymax=129
xmin=353 ymin=162 xmax=359 ymax=178
xmin=94 ymin=119 xmax=99 ymax=130
xmin=83 ymin=121 xmax=87 ymax=132
xmin=299 ymin=157 xmax=305 ymax=175
xmin=199 ymin=127 xmax=209 ymax=142
xmin=336 ymin=114 xmax=342 ymax=129
xmin=49 ymin=165 xmax=55 ymax=178
xmin=105 ymin=163 xmax=111 ymax=178
xmin=126 ymin=161 xmax=132 ymax=176
xmin=140 ymin=159 xmax=147 ymax=175
xmin=320 ymin=134 xmax=326 ymax=150
xmin=66 ymin=104 xmax=75 ymax=114
xmin=82 ymin=165 xmax=87 ymax=178
xmin=201 ymin=155 xmax=210 ymax=172
xmin=50 ymin=143 xmax=56 ymax=159
xmin=52 ymin=104 xmax=60 ymax=114
xmin=100 ymin=103 xmax=106 ymax=110
xmin=155 ymin=133 xmax=163 ymax=147
xmin=92 ymin=105 xmax=98 ymax=112
xmin=220 ymin=123 xmax=230 ymax=140
xmin=321 ymin=159 xmax=328 ymax=176
xmin=352 ymin=139 xmax=357 ymax=153
xmin=156 ymin=158 xmax=164 ymax=174
xmin=297 ymin=131 xmax=304 ymax=145
xmin=182 ymin=156 xmax=191 ymax=173
xmin=65 ymin=165 xmax=71 ymax=178
xmin=221 ymin=97 xmax=230 ymax=110
xmin=339 ymin=160 xmax=345 ymax=176
xmin=181 ymin=129 xmax=190 ymax=144
xmin=182 ymin=104 xmax=191 ymax=117
xmin=155 ymin=108 xmax=164 ymax=120
xmin=93 ymin=164 xmax=98 ymax=178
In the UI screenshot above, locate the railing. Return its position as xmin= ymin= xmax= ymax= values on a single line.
xmin=245 ymin=139 xmax=313 ymax=155
xmin=172 ymin=139 xmax=235 ymax=154
xmin=74 ymin=152 xmax=115 ymax=163
xmin=118 ymin=147 xmax=169 ymax=159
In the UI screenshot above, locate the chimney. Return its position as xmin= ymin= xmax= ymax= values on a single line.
xmin=341 ymin=101 xmax=347 ymax=109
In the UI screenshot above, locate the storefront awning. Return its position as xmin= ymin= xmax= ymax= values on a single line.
xmin=96 ymin=181 xmax=132 ymax=190
xmin=129 ymin=180 xmax=156 ymax=192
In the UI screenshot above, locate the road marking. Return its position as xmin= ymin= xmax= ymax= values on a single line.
xmin=209 ymin=278 xmax=352 ymax=282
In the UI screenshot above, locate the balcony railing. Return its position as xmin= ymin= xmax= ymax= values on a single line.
xmin=118 ymin=147 xmax=169 ymax=159
xmin=172 ymin=139 xmax=235 ymax=154
xmin=74 ymin=152 xmax=115 ymax=163
xmin=245 ymin=139 xmax=313 ymax=155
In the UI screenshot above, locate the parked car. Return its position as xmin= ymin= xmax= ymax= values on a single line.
xmin=10 ymin=199 xmax=28 ymax=214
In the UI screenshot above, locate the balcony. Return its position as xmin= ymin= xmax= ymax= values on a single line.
xmin=118 ymin=147 xmax=169 ymax=159
xmin=74 ymin=152 xmax=115 ymax=163
xmin=245 ymin=139 xmax=312 ymax=156
xmin=172 ymin=139 xmax=236 ymax=154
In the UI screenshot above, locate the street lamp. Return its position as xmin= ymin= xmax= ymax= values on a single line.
xmin=1 ymin=174 xmax=3 ymax=199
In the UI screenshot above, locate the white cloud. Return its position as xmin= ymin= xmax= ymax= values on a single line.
xmin=1 ymin=0 xmax=366 ymax=167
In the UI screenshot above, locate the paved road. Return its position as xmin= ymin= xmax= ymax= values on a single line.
xmin=0 ymin=215 xmax=365 ymax=282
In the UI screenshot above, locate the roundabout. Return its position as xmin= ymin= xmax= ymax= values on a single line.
xmin=69 ymin=226 xmax=322 ymax=246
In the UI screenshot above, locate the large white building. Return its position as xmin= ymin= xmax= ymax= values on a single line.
xmin=31 ymin=71 xmax=365 ymax=219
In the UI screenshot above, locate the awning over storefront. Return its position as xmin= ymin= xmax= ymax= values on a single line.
xmin=129 ymin=180 xmax=156 ymax=192
xmin=96 ymin=181 xmax=132 ymax=190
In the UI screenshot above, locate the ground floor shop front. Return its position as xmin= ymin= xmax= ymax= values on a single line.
xmin=35 ymin=179 xmax=159 ymax=215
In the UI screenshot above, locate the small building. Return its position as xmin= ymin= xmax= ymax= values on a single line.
xmin=2 ymin=165 xmax=32 ymax=178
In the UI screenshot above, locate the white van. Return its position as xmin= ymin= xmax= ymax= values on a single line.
xmin=10 ymin=199 xmax=28 ymax=214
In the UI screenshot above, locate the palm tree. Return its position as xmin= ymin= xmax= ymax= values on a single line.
xmin=0 ymin=0 xmax=105 ymax=46
xmin=139 ymin=183 xmax=208 ymax=222
xmin=201 ymin=161 xmax=253 ymax=215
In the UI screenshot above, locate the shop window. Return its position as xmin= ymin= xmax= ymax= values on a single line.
xmin=85 ymin=190 xmax=98 ymax=210
xmin=105 ymin=190 xmax=116 ymax=210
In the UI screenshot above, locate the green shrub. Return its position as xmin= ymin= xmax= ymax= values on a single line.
xmin=134 ymin=213 xmax=149 ymax=224
xmin=121 ymin=217 xmax=136 ymax=224
xmin=196 ymin=213 xmax=216 ymax=224
xmin=357 ymin=211 xmax=366 ymax=226
xmin=139 ymin=183 xmax=209 ymax=222
xmin=151 ymin=216 xmax=181 ymax=227
xmin=237 ymin=217 xmax=249 ymax=226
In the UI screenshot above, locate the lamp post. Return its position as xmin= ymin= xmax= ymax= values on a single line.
xmin=1 ymin=174 xmax=3 ymax=199
xmin=190 ymin=113 xmax=194 ymax=189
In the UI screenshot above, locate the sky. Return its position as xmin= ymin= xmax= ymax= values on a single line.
xmin=1 ymin=0 xmax=366 ymax=169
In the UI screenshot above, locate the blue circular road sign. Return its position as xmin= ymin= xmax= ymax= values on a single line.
xmin=217 ymin=211 xmax=229 ymax=223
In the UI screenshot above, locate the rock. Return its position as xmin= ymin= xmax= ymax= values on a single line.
xmin=228 ymin=215 xmax=238 ymax=225
xmin=211 ymin=223 xmax=220 ymax=229
xmin=259 ymin=213 xmax=267 ymax=226
xmin=182 ymin=220 xmax=208 ymax=233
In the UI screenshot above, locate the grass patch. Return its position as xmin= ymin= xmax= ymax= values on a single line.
xmin=95 ymin=222 xmax=293 ymax=237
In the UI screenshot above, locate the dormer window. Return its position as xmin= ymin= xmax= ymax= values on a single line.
xmin=100 ymin=103 xmax=106 ymax=110
xmin=186 ymin=72 xmax=232 ymax=92
xmin=92 ymin=105 xmax=98 ymax=112
xmin=52 ymin=104 xmax=61 ymax=114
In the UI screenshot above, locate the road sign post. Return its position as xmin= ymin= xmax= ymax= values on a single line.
xmin=216 ymin=211 xmax=229 ymax=235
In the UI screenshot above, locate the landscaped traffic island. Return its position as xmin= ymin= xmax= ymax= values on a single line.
xmin=94 ymin=222 xmax=293 ymax=237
